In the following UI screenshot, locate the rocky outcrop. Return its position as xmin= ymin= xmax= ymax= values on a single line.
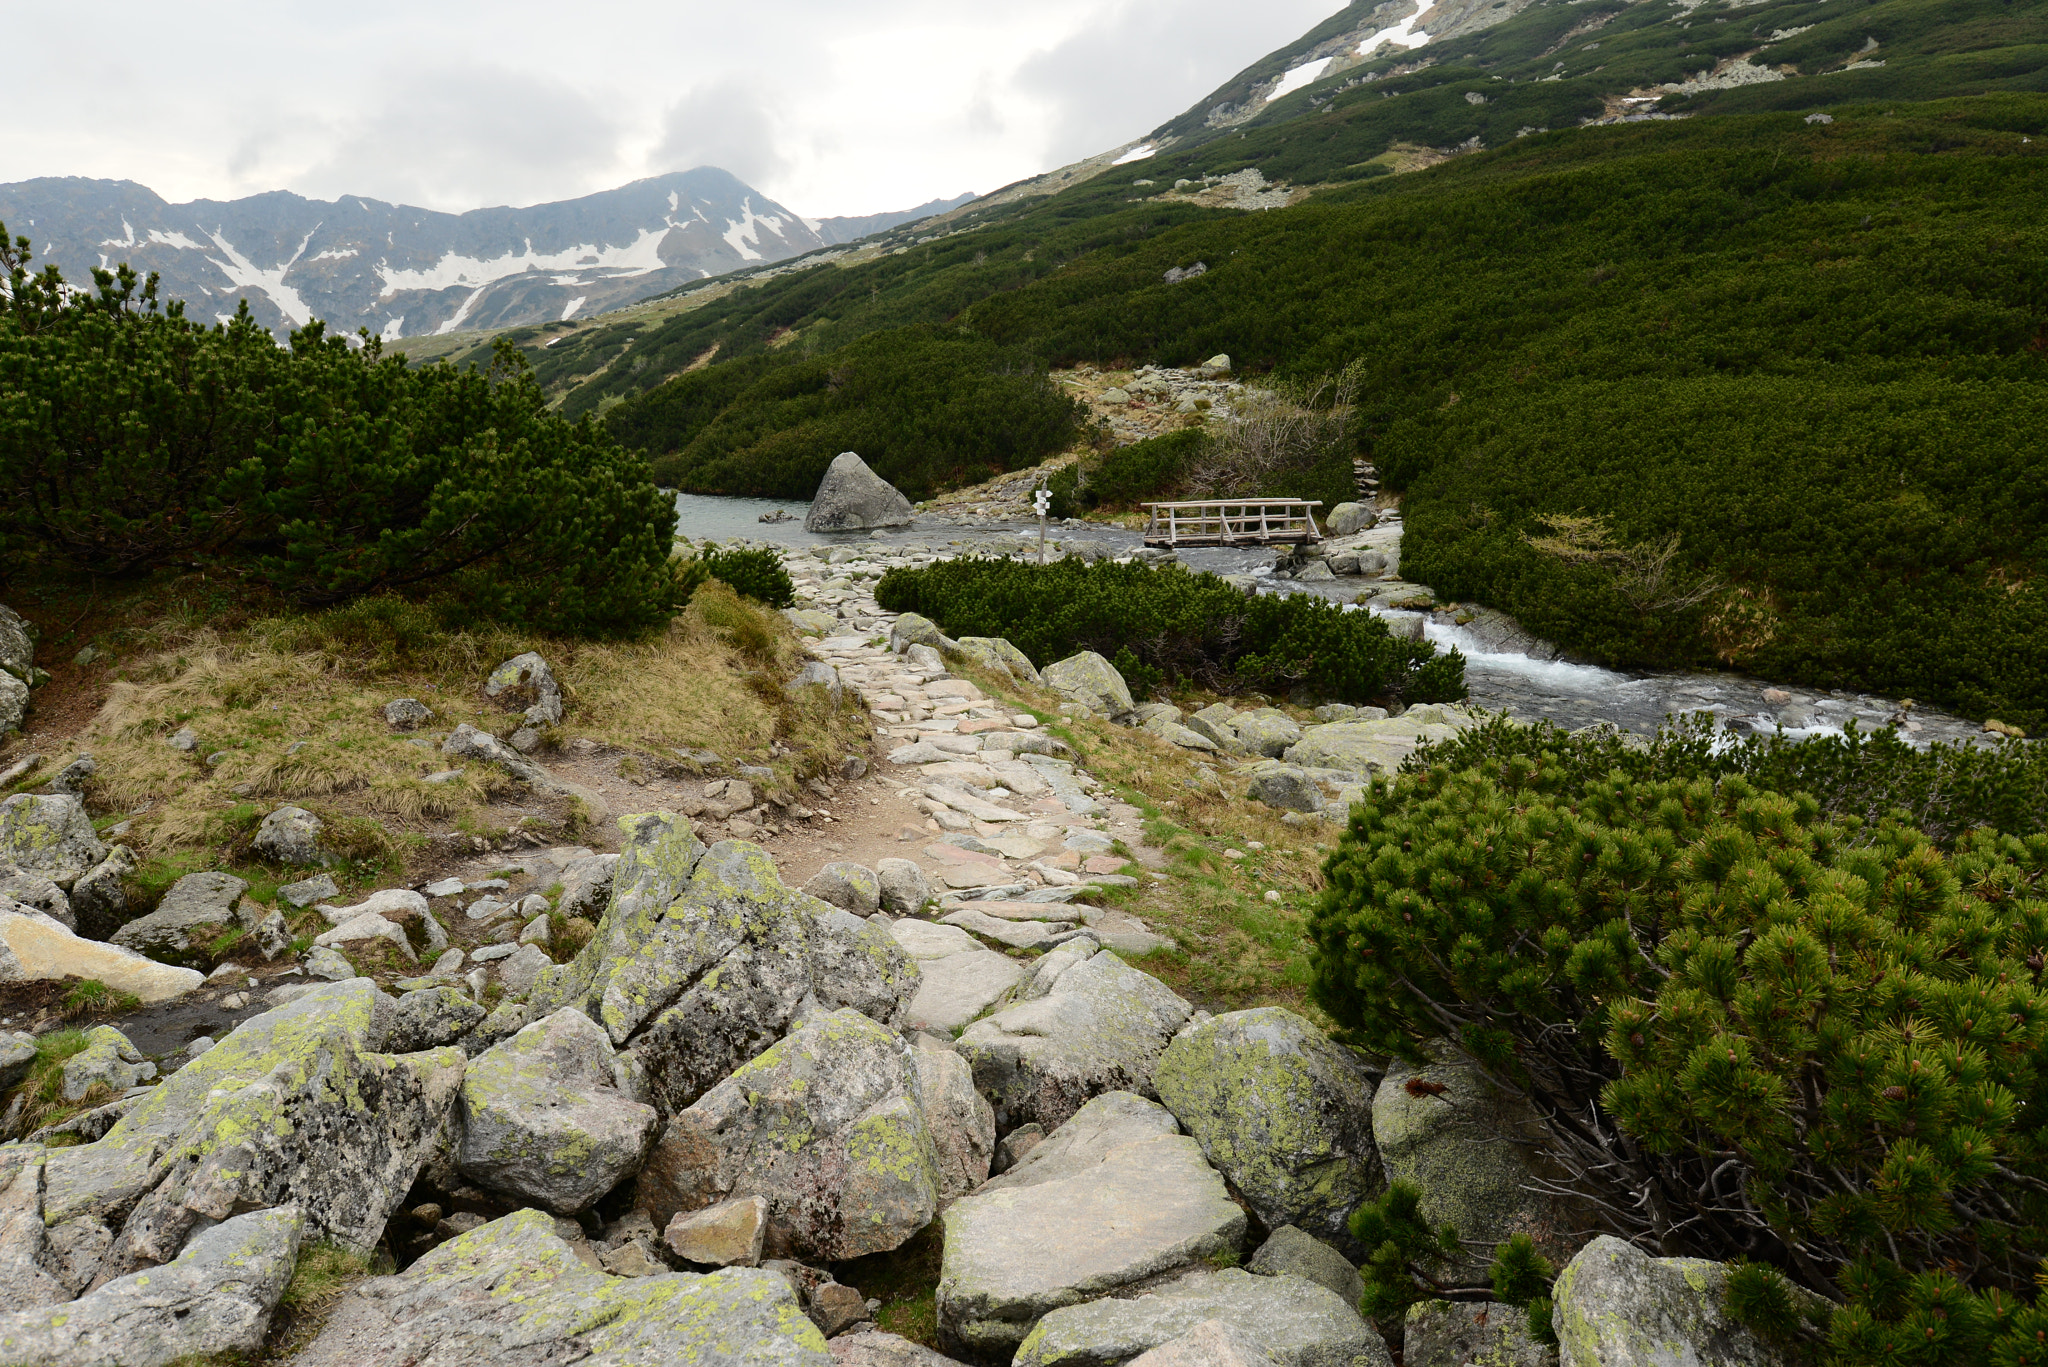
xmin=110 ymin=871 xmax=248 ymax=964
xmin=1155 ymin=1007 xmax=1381 ymax=1254
xmin=806 ymin=452 xmax=915 ymax=532
xmin=294 ymin=1209 xmax=831 ymax=1366
xmin=42 ymin=980 xmax=462 ymax=1286
xmin=1553 ymin=1236 xmax=1807 ymax=1367
xmin=525 ymin=814 xmax=916 ymax=1115
xmin=1014 ymin=1266 xmax=1388 ymax=1367
xmin=937 ymin=1092 xmax=1244 ymax=1358
xmin=0 ymin=794 xmax=106 ymax=889
xmin=0 ymin=899 xmax=204 ymax=1003
xmin=0 ymin=1206 xmax=304 ymax=1367
xmin=637 ymin=1009 xmax=945 ymax=1262
xmin=1374 ymin=1049 xmax=1587 ymax=1281
xmin=1040 ymin=652 xmax=1135 ymax=718
xmin=914 ymin=1041 xmax=997 ymax=1201
xmin=955 ymin=636 xmax=1042 ymax=685
xmin=484 ymin=650 xmax=564 ymax=727
xmin=954 ymin=938 xmax=1192 ymax=1131
xmin=457 ymin=1006 xmax=660 ymax=1214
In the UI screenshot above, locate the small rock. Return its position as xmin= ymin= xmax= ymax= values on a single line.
xmin=253 ymin=805 xmax=328 ymax=866
xmin=496 ymin=943 xmax=555 ymax=995
xmin=803 ymin=861 xmax=882 ymax=916
xmin=1248 ymin=768 xmax=1325 ymax=813
xmin=166 ymin=727 xmax=199 ymax=751
xmin=665 ymin=1194 xmax=769 ymax=1267
xmin=875 ymin=858 xmax=934 ymax=915
xmin=1249 ymin=1226 xmax=1364 ymax=1307
xmin=278 ymin=872 xmax=340 ymax=908
xmin=485 ymin=651 xmax=564 ymax=727
xmin=596 ymin=1237 xmax=668 ymax=1277
xmin=991 ymin=1122 xmax=1044 ymax=1175
xmin=384 ymin=698 xmax=434 ymax=730
xmin=810 ymin=1281 xmax=869 ymax=1338
xmin=60 ymin=1025 xmax=156 ymax=1101
xmin=305 ymin=945 xmax=356 ymax=981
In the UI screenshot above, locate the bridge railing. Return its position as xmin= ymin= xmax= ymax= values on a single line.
xmin=1139 ymin=499 xmax=1324 ymax=547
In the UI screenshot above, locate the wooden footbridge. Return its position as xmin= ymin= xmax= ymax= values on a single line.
xmin=1140 ymin=499 xmax=1324 ymax=548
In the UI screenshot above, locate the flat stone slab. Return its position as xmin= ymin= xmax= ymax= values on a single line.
xmin=892 ymin=920 xmax=1025 ymax=1034
xmin=937 ymin=1093 xmax=1244 ymax=1359
xmin=1014 ymin=1267 xmax=1387 ymax=1367
xmin=941 ymin=908 xmax=1080 ymax=952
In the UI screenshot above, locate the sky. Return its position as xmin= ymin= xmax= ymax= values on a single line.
xmin=7 ymin=0 xmax=1355 ymax=220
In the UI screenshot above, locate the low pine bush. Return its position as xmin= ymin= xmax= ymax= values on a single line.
xmin=0 ymin=240 xmax=681 ymax=636
xmin=1309 ymin=755 xmax=2048 ymax=1364
xmin=698 ymin=544 xmax=796 ymax=608
xmin=873 ymin=555 xmax=1463 ymax=705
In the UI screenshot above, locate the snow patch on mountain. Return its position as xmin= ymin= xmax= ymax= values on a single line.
xmin=720 ymin=199 xmax=791 ymax=261
xmin=1360 ymin=0 xmax=1431 ymax=55
xmin=207 ymin=226 xmax=317 ymax=326
xmin=1270 ymin=57 xmax=1334 ymax=101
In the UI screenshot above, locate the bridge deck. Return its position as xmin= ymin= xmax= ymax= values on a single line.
xmin=1140 ymin=499 xmax=1324 ymax=547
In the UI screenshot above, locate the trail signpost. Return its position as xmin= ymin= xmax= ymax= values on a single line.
xmin=1033 ymin=486 xmax=1051 ymax=565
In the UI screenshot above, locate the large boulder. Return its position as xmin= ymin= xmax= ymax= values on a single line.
xmin=1327 ymin=501 xmax=1378 ymax=536
xmin=67 ymin=844 xmax=137 ymax=940
xmin=1552 ymin=1235 xmax=1809 ymax=1367
xmin=955 ymin=637 xmax=1042 ymax=685
xmin=0 ymin=794 xmax=106 ymax=889
xmin=1014 ymin=1266 xmax=1387 ymax=1367
xmin=0 ymin=898 xmax=203 ymax=1003
xmin=0 ymin=605 xmax=33 ymax=683
xmin=1231 ymin=709 xmax=1303 ymax=758
xmin=525 ymin=814 xmax=917 ymax=1115
xmin=41 ymin=979 xmax=462 ymax=1288
xmin=388 ymin=985 xmax=485 ymax=1052
xmin=1250 ymin=1226 xmax=1365 ymax=1308
xmin=636 ymin=1009 xmax=945 ymax=1262
xmin=555 ymin=850 xmax=618 ymax=919
xmin=937 ymin=1093 xmax=1246 ymax=1360
xmin=1374 ymin=1049 xmax=1588 ymax=1281
xmin=1041 ymin=652 xmax=1134 ymax=717
xmin=806 ymin=451 xmax=915 ymax=532
xmin=0 ymin=673 xmax=24 ymax=736
xmin=1406 ymin=1298 xmax=1554 ymax=1367
xmin=0 ymin=1206 xmax=303 ymax=1367
xmin=914 ymin=1041 xmax=997 ymax=1201
xmin=457 ymin=1006 xmax=660 ymax=1214
xmin=111 ymin=871 xmax=250 ymax=965
xmin=891 ymin=612 xmax=956 ymax=654
xmin=1154 ymin=1007 xmax=1381 ymax=1254
xmin=1247 ymin=767 xmax=1325 ymax=813
xmin=954 ymin=937 xmax=1192 ymax=1132
xmin=293 ymin=1208 xmax=831 ymax=1366
xmin=1128 ymin=1320 xmax=1282 ymax=1366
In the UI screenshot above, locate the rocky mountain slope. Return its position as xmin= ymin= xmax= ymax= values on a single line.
xmin=0 ymin=171 xmax=968 ymax=339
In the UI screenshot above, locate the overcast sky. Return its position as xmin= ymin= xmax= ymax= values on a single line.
xmin=8 ymin=0 xmax=1351 ymax=220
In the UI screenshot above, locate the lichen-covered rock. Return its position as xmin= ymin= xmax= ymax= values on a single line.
xmin=636 ymin=1008 xmax=944 ymax=1262
xmin=955 ymin=940 xmax=1192 ymax=1132
xmin=1015 ymin=1266 xmax=1388 ymax=1367
xmin=0 ymin=794 xmax=106 ymax=890
xmin=0 ymin=866 xmax=70 ymax=929
xmin=1250 ymin=1225 xmax=1365 ymax=1308
xmin=875 ymin=858 xmax=934 ymax=915
xmin=833 ymin=1330 xmax=974 ymax=1366
xmin=937 ymin=1092 xmax=1246 ymax=1359
xmin=1232 ymin=710 xmax=1303 ymax=759
xmin=806 ymin=451 xmax=915 ymax=532
xmin=914 ymin=1042 xmax=996 ymax=1201
xmin=0 ymin=899 xmax=203 ymax=1003
xmin=1155 ymin=1008 xmax=1380 ymax=1254
xmin=1041 ymin=651 xmax=1134 ymax=717
xmin=494 ymin=941 xmax=555 ymax=995
xmin=0 ymin=673 xmax=25 ymax=736
xmin=293 ymin=1208 xmax=831 ymax=1366
xmin=252 ymin=804 xmax=327 ymax=866
xmin=484 ymin=650 xmax=564 ymax=726
xmin=383 ymin=697 xmax=433 ymax=729
xmin=67 ymin=845 xmax=137 ymax=940
xmin=1327 ymin=502 xmax=1378 ymax=536
xmin=41 ymin=979 xmax=462 ymax=1287
xmin=0 ymin=1206 xmax=304 ymax=1367
xmin=61 ymin=1025 xmax=156 ymax=1102
xmin=0 ymin=1147 xmax=68 ymax=1307
xmin=804 ymin=860 xmax=882 ymax=915
xmin=1553 ymin=1236 xmax=1805 ymax=1367
xmin=1406 ymin=1298 xmax=1556 ymax=1367
xmin=890 ymin=613 xmax=955 ymax=654
xmin=0 ymin=605 xmax=33 ymax=684
xmin=111 ymin=871 xmax=248 ymax=964
xmin=1375 ymin=1049 xmax=1587 ymax=1281
xmin=1247 ymin=767 xmax=1326 ymax=813
xmin=955 ymin=637 xmax=1042 ymax=685
xmin=388 ymin=985 xmax=486 ymax=1052
xmin=555 ymin=851 xmax=618 ymax=919
xmin=0 ymin=1031 xmax=35 ymax=1092
xmin=457 ymin=1006 xmax=659 ymax=1214
xmin=527 ymin=816 xmax=916 ymax=1115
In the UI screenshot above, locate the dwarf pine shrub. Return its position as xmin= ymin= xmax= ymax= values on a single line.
xmin=1310 ymin=756 xmax=2048 ymax=1364
xmin=873 ymin=555 xmax=1464 ymax=705
xmin=698 ymin=544 xmax=796 ymax=608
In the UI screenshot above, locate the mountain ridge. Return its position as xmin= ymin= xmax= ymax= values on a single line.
xmin=0 ymin=170 xmax=972 ymax=339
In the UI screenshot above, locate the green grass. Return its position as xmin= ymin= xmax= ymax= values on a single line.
xmin=60 ymin=979 xmax=142 ymax=1020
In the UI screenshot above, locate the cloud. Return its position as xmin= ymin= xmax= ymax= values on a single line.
xmin=294 ymin=64 xmax=627 ymax=211
xmin=653 ymin=81 xmax=789 ymax=189
xmin=1017 ymin=0 xmax=1350 ymax=167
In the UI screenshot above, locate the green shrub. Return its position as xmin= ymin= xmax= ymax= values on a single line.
xmin=1407 ymin=711 xmax=2048 ymax=843
xmin=1055 ymin=429 xmax=1207 ymax=515
xmin=699 ymin=544 xmax=796 ymax=608
xmin=0 ymin=240 xmax=681 ymax=636
xmin=1309 ymin=757 xmax=2048 ymax=1363
xmin=873 ymin=555 xmax=1463 ymax=705
xmin=609 ymin=325 xmax=1085 ymax=500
